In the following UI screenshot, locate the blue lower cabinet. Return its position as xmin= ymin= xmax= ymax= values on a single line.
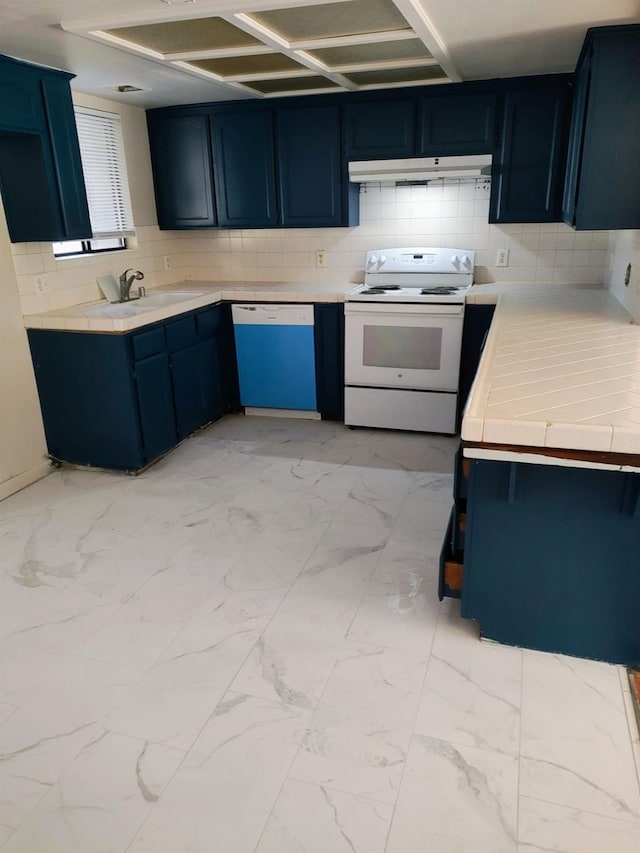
xmin=170 ymin=344 xmax=203 ymax=439
xmin=134 ymin=352 xmax=178 ymax=461
xmin=197 ymin=336 xmax=224 ymax=423
xmin=28 ymin=330 xmax=147 ymax=470
xmin=27 ymin=304 xmax=233 ymax=472
xmin=461 ymin=459 xmax=640 ymax=665
xmin=314 ymin=303 xmax=344 ymax=420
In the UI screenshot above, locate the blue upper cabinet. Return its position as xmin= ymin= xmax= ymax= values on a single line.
xmin=276 ymin=105 xmax=358 ymax=227
xmin=345 ymin=99 xmax=416 ymax=160
xmin=212 ymin=110 xmax=277 ymax=228
xmin=0 ymin=54 xmax=91 ymax=242
xmin=40 ymin=76 xmax=92 ymax=239
xmin=147 ymin=112 xmax=217 ymax=229
xmin=419 ymin=92 xmax=496 ymax=155
xmin=562 ymin=25 xmax=640 ymax=230
xmin=490 ymin=82 xmax=571 ymax=223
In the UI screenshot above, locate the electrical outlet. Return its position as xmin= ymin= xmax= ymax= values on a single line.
xmin=33 ymin=274 xmax=49 ymax=293
xmin=496 ymin=249 xmax=510 ymax=268
xmin=624 ymin=263 xmax=631 ymax=287
xmin=163 ymin=255 xmax=171 ymax=270
xmin=315 ymin=250 xmax=327 ymax=268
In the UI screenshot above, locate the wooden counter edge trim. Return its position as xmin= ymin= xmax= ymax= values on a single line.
xmin=462 ymin=441 xmax=640 ymax=469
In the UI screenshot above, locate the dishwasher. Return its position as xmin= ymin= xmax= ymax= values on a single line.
xmin=231 ymin=304 xmax=318 ymax=416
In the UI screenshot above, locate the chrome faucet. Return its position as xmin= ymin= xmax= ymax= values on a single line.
xmin=119 ymin=269 xmax=144 ymax=302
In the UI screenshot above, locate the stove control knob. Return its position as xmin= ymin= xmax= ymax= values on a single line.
xmin=461 ymin=254 xmax=471 ymax=267
xmin=378 ymin=254 xmax=387 ymax=266
xmin=367 ymin=255 xmax=378 ymax=268
xmin=451 ymin=254 xmax=460 ymax=265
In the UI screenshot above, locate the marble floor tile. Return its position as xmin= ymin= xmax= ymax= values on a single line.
xmin=1 ymin=731 xmax=184 ymax=853
xmin=289 ymin=640 xmax=427 ymax=804
xmin=128 ymin=691 xmax=311 ymax=853
xmin=517 ymin=796 xmax=640 ymax=853
xmin=414 ymin=610 xmax=522 ymax=756
xmin=347 ymin=542 xmax=441 ymax=653
xmin=387 ymin=735 xmax=519 ymax=853
xmin=255 ymin=778 xmax=393 ymax=853
xmin=520 ymin=651 xmax=640 ymax=822
xmin=1 ymin=416 xmax=638 ymax=853
xmin=0 ymin=657 xmax=142 ymax=828
xmin=336 ymin=467 xmax=414 ymax=530
xmin=106 ymin=586 xmax=284 ymax=751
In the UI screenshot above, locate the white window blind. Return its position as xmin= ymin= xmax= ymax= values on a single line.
xmin=75 ymin=107 xmax=135 ymax=239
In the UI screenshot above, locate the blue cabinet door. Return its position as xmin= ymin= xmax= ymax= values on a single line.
xmin=212 ymin=110 xmax=277 ymax=228
xmin=419 ymin=93 xmax=495 ymax=155
xmin=170 ymin=345 xmax=203 ymax=439
xmin=0 ymin=58 xmax=45 ymax=130
xmin=28 ymin=329 xmax=147 ymax=470
xmin=0 ymin=56 xmax=91 ymax=242
xmin=490 ymin=84 xmax=570 ymax=223
xmin=276 ymin=105 xmax=357 ymax=227
xmin=147 ymin=113 xmax=216 ymax=229
xmin=562 ymin=25 xmax=640 ymax=230
xmin=41 ymin=76 xmax=92 ymax=240
xmin=345 ymin=99 xmax=416 ymax=160
xmin=314 ymin=303 xmax=344 ymax=420
xmin=135 ymin=351 xmax=178 ymax=461
xmin=196 ymin=335 xmax=224 ymax=423
xmin=462 ymin=460 xmax=640 ymax=665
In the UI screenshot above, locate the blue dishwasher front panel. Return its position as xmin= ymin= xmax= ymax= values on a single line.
xmin=234 ymin=323 xmax=317 ymax=410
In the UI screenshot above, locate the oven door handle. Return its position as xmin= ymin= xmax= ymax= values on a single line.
xmin=344 ymin=302 xmax=464 ymax=317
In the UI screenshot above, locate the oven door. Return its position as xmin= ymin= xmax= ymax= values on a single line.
xmin=344 ymin=302 xmax=464 ymax=392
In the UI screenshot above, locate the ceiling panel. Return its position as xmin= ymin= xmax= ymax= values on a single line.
xmin=245 ymin=75 xmax=342 ymax=93
xmin=190 ymin=54 xmax=306 ymax=76
xmin=104 ymin=18 xmax=263 ymax=54
xmin=308 ymin=37 xmax=432 ymax=66
xmin=344 ymin=65 xmax=448 ymax=85
xmin=249 ymin=0 xmax=410 ymax=41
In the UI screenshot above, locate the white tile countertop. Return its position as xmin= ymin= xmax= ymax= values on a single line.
xmin=24 ymin=278 xmax=640 ymax=460
xmin=22 ymin=280 xmax=350 ymax=333
xmin=463 ymin=282 xmax=640 ymax=459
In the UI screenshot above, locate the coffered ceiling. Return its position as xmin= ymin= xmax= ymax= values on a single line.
xmin=66 ymin=0 xmax=453 ymax=98
xmin=0 ymin=0 xmax=638 ymax=106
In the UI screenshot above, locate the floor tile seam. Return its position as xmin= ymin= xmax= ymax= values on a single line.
xmin=0 ymin=651 xmax=83 ymax=717
xmin=353 ymin=473 xmax=421 ymax=606
xmin=516 ymin=640 xmax=525 ymax=845
xmin=516 ymin=791 xmax=640 ymax=827
xmin=621 ymin=684 xmax=640 ymax=788
xmin=0 ymin=719 xmax=110 ymax=838
xmin=285 ymin=771 xmax=397 ymax=810
xmin=381 ymin=599 xmax=445 ymax=852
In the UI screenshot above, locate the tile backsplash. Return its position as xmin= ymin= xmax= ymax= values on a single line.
xmin=14 ymin=181 xmax=611 ymax=316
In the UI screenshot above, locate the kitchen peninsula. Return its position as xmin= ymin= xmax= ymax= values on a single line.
xmin=452 ymin=282 xmax=640 ymax=666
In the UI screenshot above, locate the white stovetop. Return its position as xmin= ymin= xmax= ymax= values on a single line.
xmin=463 ymin=283 xmax=640 ymax=456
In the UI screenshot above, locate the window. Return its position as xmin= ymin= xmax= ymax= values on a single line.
xmin=53 ymin=107 xmax=134 ymax=257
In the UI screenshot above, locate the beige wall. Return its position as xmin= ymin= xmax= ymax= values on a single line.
xmin=0 ymin=199 xmax=49 ymax=500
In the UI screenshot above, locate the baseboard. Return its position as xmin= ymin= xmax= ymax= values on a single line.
xmin=0 ymin=460 xmax=52 ymax=502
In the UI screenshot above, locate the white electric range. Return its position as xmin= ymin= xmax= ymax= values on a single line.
xmin=344 ymin=247 xmax=474 ymax=434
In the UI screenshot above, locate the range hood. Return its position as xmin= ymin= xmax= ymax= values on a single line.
xmin=348 ymin=155 xmax=492 ymax=184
